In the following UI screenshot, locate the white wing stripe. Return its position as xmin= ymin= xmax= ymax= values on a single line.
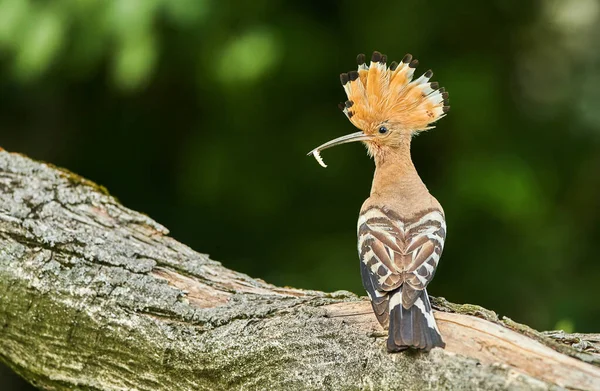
xmin=357 ymin=232 xmax=373 ymax=250
xmin=362 ymin=249 xmax=377 ymax=264
xmin=422 ymin=262 xmax=434 ymax=274
xmin=415 ymin=273 xmax=428 ymax=285
xmin=388 ymin=290 xmax=402 ymax=314
xmin=413 ymin=296 xmax=438 ymax=330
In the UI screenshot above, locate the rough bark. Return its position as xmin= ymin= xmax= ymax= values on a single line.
xmin=0 ymin=150 xmax=598 ymax=391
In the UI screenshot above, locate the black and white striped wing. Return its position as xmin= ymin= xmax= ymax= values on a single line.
xmin=357 ymin=207 xmax=446 ymax=327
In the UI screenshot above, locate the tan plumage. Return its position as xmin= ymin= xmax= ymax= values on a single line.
xmin=309 ymin=51 xmax=450 ymax=352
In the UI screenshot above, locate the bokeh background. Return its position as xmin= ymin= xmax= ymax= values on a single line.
xmin=2 ymin=0 xmax=600 ymax=389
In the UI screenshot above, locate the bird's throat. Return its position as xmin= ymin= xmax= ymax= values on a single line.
xmin=370 ymin=140 xmax=426 ymax=198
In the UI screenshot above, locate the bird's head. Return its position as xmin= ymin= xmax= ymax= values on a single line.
xmin=308 ymin=51 xmax=449 ymax=167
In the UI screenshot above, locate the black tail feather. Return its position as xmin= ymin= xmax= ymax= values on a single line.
xmin=387 ymin=287 xmax=445 ymax=352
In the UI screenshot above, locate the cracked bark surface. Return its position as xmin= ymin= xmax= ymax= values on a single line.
xmin=0 ymin=150 xmax=599 ymax=391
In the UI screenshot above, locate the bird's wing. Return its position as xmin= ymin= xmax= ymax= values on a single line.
xmin=358 ymin=207 xmax=446 ymax=324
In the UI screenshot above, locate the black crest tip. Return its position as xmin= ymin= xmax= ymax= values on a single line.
xmin=348 ymin=70 xmax=359 ymax=81
xmin=443 ymin=106 xmax=450 ymax=113
xmin=424 ymin=69 xmax=433 ymax=79
xmin=338 ymin=102 xmax=345 ymax=111
xmin=429 ymin=82 xmax=440 ymax=90
xmin=402 ymin=53 xmax=413 ymax=64
xmin=357 ymin=53 xmax=366 ymax=65
xmin=409 ymin=59 xmax=419 ymax=68
xmin=340 ymin=73 xmax=349 ymax=85
xmin=371 ymin=51 xmax=382 ymax=63
xmin=345 ymin=100 xmax=354 ymax=108
xmin=380 ymin=54 xmax=387 ymax=64
xmin=389 ymin=61 xmax=399 ymax=71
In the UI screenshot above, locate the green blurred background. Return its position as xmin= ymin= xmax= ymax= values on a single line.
xmin=1 ymin=0 xmax=600 ymax=389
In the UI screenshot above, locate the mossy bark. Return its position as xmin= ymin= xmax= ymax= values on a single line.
xmin=0 ymin=151 xmax=598 ymax=391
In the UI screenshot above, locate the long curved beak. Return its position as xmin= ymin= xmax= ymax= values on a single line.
xmin=307 ymin=131 xmax=372 ymax=168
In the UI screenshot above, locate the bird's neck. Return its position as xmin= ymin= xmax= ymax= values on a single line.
xmin=370 ymin=138 xmax=428 ymax=198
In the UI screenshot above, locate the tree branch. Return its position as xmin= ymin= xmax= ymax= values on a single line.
xmin=0 ymin=150 xmax=598 ymax=391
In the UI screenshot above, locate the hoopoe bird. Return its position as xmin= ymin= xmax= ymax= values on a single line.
xmin=308 ymin=51 xmax=449 ymax=352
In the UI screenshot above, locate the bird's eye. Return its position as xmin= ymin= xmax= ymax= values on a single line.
xmin=378 ymin=126 xmax=388 ymax=134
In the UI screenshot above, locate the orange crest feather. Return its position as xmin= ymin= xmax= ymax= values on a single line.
xmin=339 ymin=51 xmax=449 ymax=134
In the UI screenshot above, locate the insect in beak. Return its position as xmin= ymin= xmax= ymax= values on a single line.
xmin=307 ymin=131 xmax=373 ymax=168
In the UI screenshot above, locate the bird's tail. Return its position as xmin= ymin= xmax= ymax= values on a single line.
xmin=387 ymin=287 xmax=445 ymax=352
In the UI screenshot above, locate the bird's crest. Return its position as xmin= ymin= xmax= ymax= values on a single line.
xmin=339 ymin=51 xmax=449 ymax=134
